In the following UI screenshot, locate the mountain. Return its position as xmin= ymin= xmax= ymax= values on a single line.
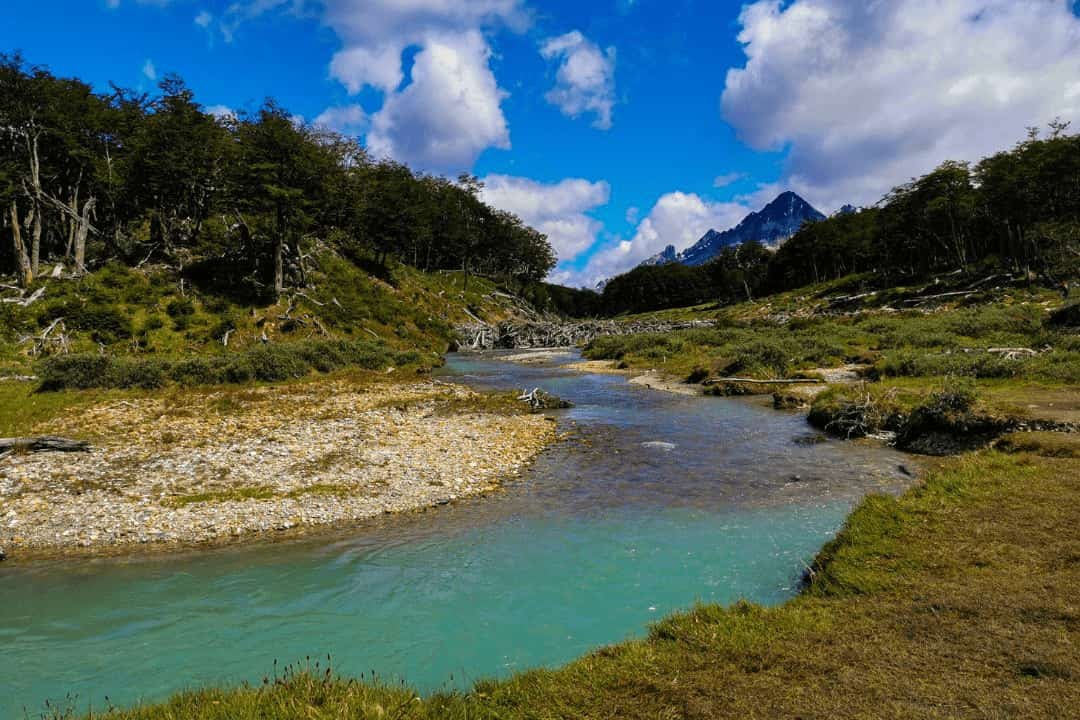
xmin=642 ymin=191 xmax=826 ymax=268
xmin=639 ymin=244 xmax=679 ymax=267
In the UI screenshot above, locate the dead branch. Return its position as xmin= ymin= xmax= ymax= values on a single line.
xmin=904 ymin=290 xmax=976 ymax=305
xmin=1 ymin=285 xmax=45 ymax=306
xmin=0 ymin=436 xmax=90 ymax=453
xmin=293 ymin=290 xmax=325 ymax=307
xmin=987 ymin=346 xmax=1039 ymax=360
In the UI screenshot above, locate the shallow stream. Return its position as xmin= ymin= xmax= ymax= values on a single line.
xmin=0 ymin=352 xmax=911 ymax=717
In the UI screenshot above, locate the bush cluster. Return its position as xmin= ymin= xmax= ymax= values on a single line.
xmin=36 ymin=340 xmax=423 ymax=391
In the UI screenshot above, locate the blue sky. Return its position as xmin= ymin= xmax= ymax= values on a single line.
xmin=5 ymin=1 xmax=1080 ymax=286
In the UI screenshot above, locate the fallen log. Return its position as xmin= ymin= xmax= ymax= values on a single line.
xmin=903 ymin=290 xmax=975 ymax=305
xmin=0 ymin=436 xmax=90 ymax=453
xmin=703 ymin=377 xmax=824 ymax=386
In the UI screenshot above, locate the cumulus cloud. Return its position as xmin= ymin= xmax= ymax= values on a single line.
xmin=313 ymin=104 xmax=368 ymax=135
xmin=194 ymin=10 xmax=212 ymax=28
xmin=721 ymin=0 xmax=1080 ymax=211
xmin=540 ymin=30 xmax=617 ymax=129
xmin=320 ymin=0 xmax=526 ymax=173
xmin=365 ymin=32 xmax=510 ymax=171
xmin=480 ymin=174 xmax=610 ymax=263
xmin=565 ymin=192 xmax=749 ymax=288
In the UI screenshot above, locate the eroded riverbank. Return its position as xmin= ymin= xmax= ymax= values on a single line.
xmin=0 ymin=377 xmax=556 ymax=560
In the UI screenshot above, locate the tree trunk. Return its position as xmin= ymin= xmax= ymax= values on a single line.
xmin=74 ymin=197 xmax=96 ymax=276
xmin=10 ymin=202 xmax=33 ymax=288
xmin=30 ymin=200 xmax=42 ymax=276
xmin=274 ymin=237 xmax=284 ymax=297
xmin=65 ymin=183 xmax=80 ymax=259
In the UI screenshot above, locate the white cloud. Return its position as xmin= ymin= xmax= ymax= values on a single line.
xmin=313 ymin=104 xmax=368 ymax=135
xmin=365 ymin=31 xmax=510 ymax=172
xmin=194 ymin=10 xmax=212 ymax=28
xmin=712 ymin=172 xmax=745 ymax=188
xmin=218 ymin=0 xmax=305 ymax=42
xmin=329 ymin=44 xmax=405 ymax=94
xmin=539 ymin=30 xmax=617 ymax=130
xmin=142 ymin=59 xmax=157 ymax=81
xmin=320 ymin=0 xmax=527 ymax=173
xmin=625 ymin=206 xmax=639 ymax=224
xmin=205 ymin=104 xmax=236 ymax=120
xmin=565 ymin=192 xmax=750 ymax=288
xmin=480 ymin=174 xmax=610 ymax=262
xmin=721 ymin=0 xmax=1080 ymax=211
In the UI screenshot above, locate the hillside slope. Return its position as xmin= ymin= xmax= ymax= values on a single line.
xmin=0 ymin=253 xmax=533 ymax=388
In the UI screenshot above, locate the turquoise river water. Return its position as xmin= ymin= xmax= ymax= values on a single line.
xmin=0 ymin=352 xmax=912 ymax=718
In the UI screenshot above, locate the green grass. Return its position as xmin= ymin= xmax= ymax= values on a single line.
xmin=167 ymin=487 xmax=278 ymax=507
xmin=65 ymin=450 xmax=1080 ymax=719
xmin=1 ymin=253 xmax=522 ymax=393
xmin=0 ymin=382 xmax=123 ymax=437
xmin=584 ymin=291 xmax=1079 ymax=386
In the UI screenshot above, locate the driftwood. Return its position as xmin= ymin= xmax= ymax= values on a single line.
xmin=704 ymin=377 xmax=824 ymax=386
xmin=18 ymin=317 xmax=68 ymax=356
xmin=456 ymin=318 xmax=720 ymax=351
xmin=1 ymin=285 xmax=45 ymax=306
xmin=0 ymin=436 xmax=90 ymax=453
xmin=987 ymin=346 xmax=1039 ymax=360
xmin=517 ymin=387 xmax=573 ymax=411
xmin=904 ymin=290 xmax=976 ymax=305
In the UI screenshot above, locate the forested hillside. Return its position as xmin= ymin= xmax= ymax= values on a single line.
xmin=0 ymin=53 xmax=554 ymax=298
xmin=597 ymin=125 xmax=1080 ymax=315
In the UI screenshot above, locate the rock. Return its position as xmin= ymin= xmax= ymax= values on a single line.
xmin=0 ymin=547 xmax=6 ymax=561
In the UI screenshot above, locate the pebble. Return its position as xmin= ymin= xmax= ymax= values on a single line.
xmin=0 ymin=379 xmax=556 ymax=558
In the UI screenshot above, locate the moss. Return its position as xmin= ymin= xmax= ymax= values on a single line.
xmin=167 ymin=487 xmax=277 ymax=507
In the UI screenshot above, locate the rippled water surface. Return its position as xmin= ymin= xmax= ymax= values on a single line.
xmin=0 ymin=352 xmax=911 ymax=717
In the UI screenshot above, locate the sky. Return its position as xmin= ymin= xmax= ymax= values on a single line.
xmin=5 ymin=1 xmax=1080 ymax=287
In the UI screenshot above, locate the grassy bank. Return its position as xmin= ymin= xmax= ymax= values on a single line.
xmin=583 ymin=284 xmax=1078 ymax=386
xmin=0 ymin=254 xmax=523 ymax=391
xmin=582 ymin=280 xmax=1077 ymax=452
xmin=62 ymin=448 xmax=1079 ymax=719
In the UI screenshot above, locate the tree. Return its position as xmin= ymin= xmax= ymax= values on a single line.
xmin=123 ymin=75 xmax=230 ymax=258
xmin=230 ymin=103 xmax=334 ymax=296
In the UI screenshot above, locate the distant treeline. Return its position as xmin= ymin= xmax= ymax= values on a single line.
xmin=0 ymin=53 xmax=555 ymax=300
xmin=596 ymin=125 xmax=1080 ymax=315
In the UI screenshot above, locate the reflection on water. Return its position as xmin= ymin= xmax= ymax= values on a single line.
xmin=0 ymin=351 xmax=911 ymax=717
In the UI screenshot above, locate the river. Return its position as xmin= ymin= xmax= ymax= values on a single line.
xmin=0 ymin=351 xmax=911 ymax=718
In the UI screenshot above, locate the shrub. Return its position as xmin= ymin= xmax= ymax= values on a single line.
xmin=35 ymin=340 xmax=429 ymax=391
xmin=57 ymin=304 xmax=134 ymax=343
xmin=142 ymin=314 xmax=166 ymax=332
xmin=245 ymin=346 xmax=312 ymax=381
xmin=165 ymin=297 xmax=196 ymax=318
xmin=38 ymin=354 xmax=114 ymax=390
xmin=723 ymin=339 xmax=792 ymax=377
